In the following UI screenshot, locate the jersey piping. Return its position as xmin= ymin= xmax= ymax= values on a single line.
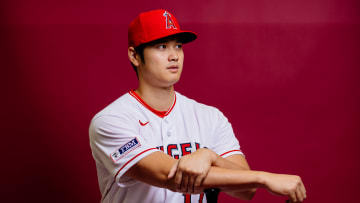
xmin=129 ymin=90 xmax=176 ymax=118
xmin=114 ymin=147 xmax=158 ymax=179
xmin=220 ymin=149 xmax=243 ymax=157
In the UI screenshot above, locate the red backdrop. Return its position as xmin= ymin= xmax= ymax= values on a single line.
xmin=2 ymin=0 xmax=359 ymax=202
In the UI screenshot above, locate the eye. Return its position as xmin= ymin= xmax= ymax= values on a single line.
xmin=176 ymin=44 xmax=182 ymax=49
xmin=157 ymin=44 xmax=166 ymax=49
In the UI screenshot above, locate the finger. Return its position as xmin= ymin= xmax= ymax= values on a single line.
xmin=181 ymin=175 xmax=189 ymax=193
xmin=187 ymin=174 xmax=196 ymax=193
xmin=300 ymin=182 xmax=307 ymax=199
xmin=175 ymin=170 xmax=182 ymax=191
xmin=194 ymin=175 xmax=205 ymax=193
xmin=296 ymin=187 xmax=303 ymax=202
xmin=168 ymin=161 xmax=179 ymax=179
xmin=289 ymin=191 xmax=297 ymax=203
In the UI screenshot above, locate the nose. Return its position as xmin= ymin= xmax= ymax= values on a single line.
xmin=168 ymin=49 xmax=179 ymax=62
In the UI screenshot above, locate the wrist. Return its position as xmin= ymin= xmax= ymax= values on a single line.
xmin=208 ymin=149 xmax=218 ymax=165
xmin=196 ymin=148 xmax=217 ymax=164
xmin=256 ymin=171 xmax=268 ymax=188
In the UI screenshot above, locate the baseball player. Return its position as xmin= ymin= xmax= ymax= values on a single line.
xmin=89 ymin=9 xmax=307 ymax=203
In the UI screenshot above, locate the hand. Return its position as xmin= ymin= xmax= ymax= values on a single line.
xmin=261 ymin=172 xmax=307 ymax=202
xmin=168 ymin=148 xmax=215 ymax=194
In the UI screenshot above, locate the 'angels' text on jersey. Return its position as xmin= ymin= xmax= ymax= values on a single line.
xmin=157 ymin=142 xmax=203 ymax=159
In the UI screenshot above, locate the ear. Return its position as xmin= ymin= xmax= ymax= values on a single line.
xmin=128 ymin=47 xmax=140 ymax=67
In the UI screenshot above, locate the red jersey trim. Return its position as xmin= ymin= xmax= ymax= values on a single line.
xmin=114 ymin=148 xmax=158 ymax=179
xmin=129 ymin=90 xmax=176 ymax=118
xmin=220 ymin=149 xmax=243 ymax=157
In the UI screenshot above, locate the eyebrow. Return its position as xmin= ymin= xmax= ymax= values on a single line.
xmin=150 ymin=37 xmax=182 ymax=45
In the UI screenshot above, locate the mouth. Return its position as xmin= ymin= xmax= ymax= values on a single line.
xmin=167 ymin=65 xmax=179 ymax=72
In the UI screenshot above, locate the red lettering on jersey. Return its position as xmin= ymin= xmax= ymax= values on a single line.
xmin=182 ymin=193 xmax=205 ymax=203
xmin=167 ymin=144 xmax=179 ymax=159
xmin=195 ymin=142 xmax=200 ymax=150
xmin=165 ymin=142 xmax=204 ymax=159
xmin=183 ymin=194 xmax=191 ymax=203
xmin=180 ymin=143 xmax=192 ymax=156
xmin=163 ymin=11 xmax=177 ymax=29
xmin=156 ymin=146 xmax=164 ymax=152
xmin=199 ymin=193 xmax=204 ymax=203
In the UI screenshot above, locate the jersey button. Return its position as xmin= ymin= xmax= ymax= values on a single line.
xmin=167 ymin=131 xmax=171 ymax=137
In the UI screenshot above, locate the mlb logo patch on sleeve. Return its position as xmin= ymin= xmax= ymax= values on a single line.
xmin=110 ymin=138 xmax=141 ymax=163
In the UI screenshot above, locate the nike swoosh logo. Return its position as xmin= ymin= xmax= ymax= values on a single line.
xmin=139 ymin=120 xmax=149 ymax=126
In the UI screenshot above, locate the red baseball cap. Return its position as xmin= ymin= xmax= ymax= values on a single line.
xmin=128 ymin=9 xmax=197 ymax=48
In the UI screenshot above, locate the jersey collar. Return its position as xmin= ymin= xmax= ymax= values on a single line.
xmin=129 ymin=90 xmax=176 ymax=118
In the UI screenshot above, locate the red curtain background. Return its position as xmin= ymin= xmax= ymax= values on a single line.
xmin=2 ymin=0 xmax=359 ymax=202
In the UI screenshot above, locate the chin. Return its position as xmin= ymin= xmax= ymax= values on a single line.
xmin=165 ymin=78 xmax=180 ymax=87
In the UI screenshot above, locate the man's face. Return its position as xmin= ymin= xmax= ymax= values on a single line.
xmin=137 ymin=37 xmax=184 ymax=88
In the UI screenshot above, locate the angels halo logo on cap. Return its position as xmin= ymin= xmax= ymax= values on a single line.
xmin=128 ymin=9 xmax=197 ymax=48
xmin=163 ymin=11 xmax=177 ymax=30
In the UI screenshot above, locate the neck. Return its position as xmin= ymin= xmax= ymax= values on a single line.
xmin=134 ymin=85 xmax=175 ymax=112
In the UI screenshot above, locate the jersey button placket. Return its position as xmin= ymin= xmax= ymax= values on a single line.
xmin=162 ymin=117 xmax=174 ymax=142
xmin=161 ymin=118 xmax=170 ymax=140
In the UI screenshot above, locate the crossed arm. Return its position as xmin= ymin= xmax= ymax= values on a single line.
xmin=125 ymin=148 xmax=307 ymax=202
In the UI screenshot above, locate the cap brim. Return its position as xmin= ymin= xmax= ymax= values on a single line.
xmin=171 ymin=31 xmax=197 ymax=44
xmin=135 ymin=31 xmax=197 ymax=48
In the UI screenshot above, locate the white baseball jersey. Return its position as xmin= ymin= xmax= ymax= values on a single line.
xmin=89 ymin=90 xmax=243 ymax=203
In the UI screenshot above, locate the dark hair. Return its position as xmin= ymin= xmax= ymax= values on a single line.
xmin=131 ymin=44 xmax=145 ymax=78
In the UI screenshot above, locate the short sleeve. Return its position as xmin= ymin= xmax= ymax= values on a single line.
xmin=210 ymin=109 xmax=244 ymax=158
xmin=89 ymin=114 xmax=159 ymax=187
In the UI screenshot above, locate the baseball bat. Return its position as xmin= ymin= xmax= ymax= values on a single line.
xmin=204 ymin=188 xmax=220 ymax=203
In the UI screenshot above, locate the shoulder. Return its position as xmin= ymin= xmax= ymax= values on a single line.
xmin=90 ymin=92 xmax=139 ymax=132
xmin=175 ymin=91 xmax=225 ymax=118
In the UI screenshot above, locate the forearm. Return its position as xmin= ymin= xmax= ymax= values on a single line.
xmin=212 ymin=154 xmax=249 ymax=170
xmin=211 ymin=153 xmax=257 ymax=200
xmin=201 ymin=167 xmax=264 ymax=191
xmin=125 ymin=151 xmax=178 ymax=191
xmin=125 ymin=151 xmax=262 ymax=192
xmin=126 ymin=151 xmax=306 ymax=202
xmin=202 ymin=168 xmax=306 ymax=202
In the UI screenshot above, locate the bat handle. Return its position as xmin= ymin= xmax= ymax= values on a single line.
xmin=204 ymin=188 xmax=220 ymax=203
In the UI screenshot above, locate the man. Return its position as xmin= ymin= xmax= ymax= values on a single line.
xmin=89 ymin=9 xmax=306 ymax=203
